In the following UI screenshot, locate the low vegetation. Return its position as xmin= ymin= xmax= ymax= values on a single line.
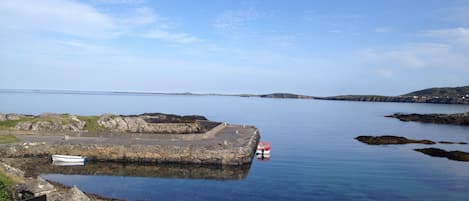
xmin=0 ymin=170 xmax=14 ymax=201
xmin=77 ymin=115 xmax=106 ymax=132
xmin=0 ymin=119 xmax=26 ymax=130
xmin=404 ymin=86 xmax=469 ymax=97
xmin=0 ymin=135 xmax=20 ymax=144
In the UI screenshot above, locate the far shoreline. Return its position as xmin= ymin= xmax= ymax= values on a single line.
xmin=1 ymin=85 xmax=469 ymax=105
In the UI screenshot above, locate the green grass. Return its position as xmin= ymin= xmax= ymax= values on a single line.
xmin=0 ymin=119 xmax=23 ymax=130
xmin=0 ymin=134 xmax=20 ymax=144
xmin=0 ymin=116 xmax=33 ymax=130
xmin=77 ymin=116 xmax=106 ymax=132
xmin=0 ymin=171 xmax=14 ymax=201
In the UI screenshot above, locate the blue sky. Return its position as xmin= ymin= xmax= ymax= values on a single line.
xmin=1 ymin=0 xmax=468 ymax=96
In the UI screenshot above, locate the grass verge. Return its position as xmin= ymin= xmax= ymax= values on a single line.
xmin=0 ymin=134 xmax=20 ymax=144
xmin=77 ymin=116 xmax=106 ymax=132
xmin=0 ymin=120 xmax=22 ymax=130
xmin=0 ymin=170 xmax=14 ymax=201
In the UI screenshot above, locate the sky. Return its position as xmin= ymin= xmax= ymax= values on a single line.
xmin=1 ymin=0 xmax=468 ymax=96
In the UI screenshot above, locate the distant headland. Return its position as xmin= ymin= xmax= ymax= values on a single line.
xmin=1 ymin=85 xmax=468 ymax=105
xmin=314 ymin=86 xmax=469 ymax=105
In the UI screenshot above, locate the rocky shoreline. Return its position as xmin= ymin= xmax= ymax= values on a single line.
xmin=385 ymin=112 xmax=469 ymax=126
xmin=314 ymin=86 xmax=469 ymax=105
xmin=315 ymin=95 xmax=469 ymax=105
xmin=0 ymin=160 xmax=120 ymax=201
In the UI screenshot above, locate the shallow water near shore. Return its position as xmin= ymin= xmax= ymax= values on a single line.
xmin=1 ymin=92 xmax=469 ymax=201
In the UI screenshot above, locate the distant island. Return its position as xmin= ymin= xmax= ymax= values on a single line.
xmin=1 ymin=85 xmax=468 ymax=104
xmin=314 ymin=86 xmax=469 ymax=105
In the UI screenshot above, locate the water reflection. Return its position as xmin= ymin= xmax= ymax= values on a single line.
xmin=5 ymin=158 xmax=251 ymax=180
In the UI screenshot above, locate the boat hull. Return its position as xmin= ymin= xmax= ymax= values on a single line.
xmin=255 ymin=150 xmax=271 ymax=155
xmin=52 ymin=155 xmax=87 ymax=163
xmin=52 ymin=161 xmax=85 ymax=166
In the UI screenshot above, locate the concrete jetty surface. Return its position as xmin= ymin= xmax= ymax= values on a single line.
xmin=0 ymin=124 xmax=260 ymax=165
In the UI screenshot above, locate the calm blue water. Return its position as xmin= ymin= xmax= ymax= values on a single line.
xmin=1 ymin=92 xmax=469 ymax=201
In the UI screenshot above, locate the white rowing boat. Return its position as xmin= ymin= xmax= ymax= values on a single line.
xmin=52 ymin=155 xmax=87 ymax=163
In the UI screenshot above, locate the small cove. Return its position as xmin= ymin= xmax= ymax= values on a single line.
xmin=1 ymin=92 xmax=469 ymax=201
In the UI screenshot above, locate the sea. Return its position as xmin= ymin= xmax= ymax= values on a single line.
xmin=1 ymin=92 xmax=468 ymax=201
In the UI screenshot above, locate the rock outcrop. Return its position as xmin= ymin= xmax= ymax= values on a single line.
xmin=414 ymin=148 xmax=469 ymax=162
xmin=385 ymin=112 xmax=469 ymax=126
xmin=0 ymin=114 xmax=24 ymax=121
xmin=1 ymin=112 xmax=220 ymax=134
xmin=97 ymin=113 xmax=217 ymax=134
xmin=314 ymin=95 xmax=469 ymax=105
xmin=355 ymin=135 xmax=436 ymax=145
xmin=14 ymin=114 xmax=86 ymax=132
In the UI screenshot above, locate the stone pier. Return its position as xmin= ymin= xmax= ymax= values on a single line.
xmin=0 ymin=124 xmax=260 ymax=165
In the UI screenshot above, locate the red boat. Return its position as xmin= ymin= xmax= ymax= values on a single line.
xmin=256 ymin=142 xmax=271 ymax=155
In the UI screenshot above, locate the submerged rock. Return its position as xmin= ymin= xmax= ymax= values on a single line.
xmin=356 ymin=135 xmax=436 ymax=145
xmin=414 ymin=148 xmax=469 ymax=162
xmin=386 ymin=112 xmax=469 ymax=126
xmin=439 ymin=141 xmax=468 ymax=145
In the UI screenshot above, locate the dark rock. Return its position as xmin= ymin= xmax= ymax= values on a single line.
xmin=438 ymin=141 xmax=464 ymax=144
xmin=356 ymin=135 xmax=436 ymax=145
xmin=386 ymin=112 xmax=469 ymax=126
xmin=439 ymin=141 xmax=451 ymax=144
xmin=414 ymin=148 xmax=469 ymax=162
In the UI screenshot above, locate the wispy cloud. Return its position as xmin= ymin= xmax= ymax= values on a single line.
xmin=122 ymin=7 xmax=158 ymax=26
xmin=359 ymin=42 xmax=469 ymax=70
xmin=57 ymin=40 xmax=96 ymax=49
xmin=423 ymin=27 xmax=469 ymax=45
xmin=0 ymin=0 xmax=199 ymax=44
xmin=141 ymin=30 xmax=202 ymax=44
xmin=214 ymin=9 xmax=258 ymax=31
xmin=0 ymin=0 xmax=117 ymax=39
